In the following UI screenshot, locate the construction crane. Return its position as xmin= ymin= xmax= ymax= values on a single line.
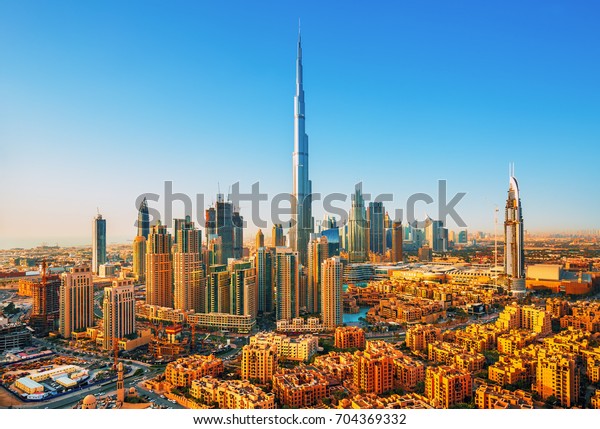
xmin=201 ymin=333 xmax=210 ymax=349
xmin=106 ymin=337 xmax=121 ymax=370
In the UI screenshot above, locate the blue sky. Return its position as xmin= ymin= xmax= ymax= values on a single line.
xmin=1 ymin=1 xmax=599 ymax=248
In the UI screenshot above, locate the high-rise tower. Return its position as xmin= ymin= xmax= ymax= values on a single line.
xmin=255 ymin=247 xmax=274 ymax=314
xmin=137 ymin=197 xmax=150 ymax=239
xmin=272 ymin=224 xmax=285 ymax=247
xmin=307 ymin=235 xmax=328 ymax=314
xmin=504 ymin=165 xmax=526 ymax=295
xmin=368 ymin=202 xmax=385 ymax=255
xmin=146 ymin=222 xmax=173 ymax=308
xmin=348 ymin=184 xmax=369 ymax=262
xmin=174 ymin=216 xmax=204 ymax=312
xmin=275 ymin=247 xmax=299 ymax=321
xmin=321 ymin=256 xmax=343 ymax=330
xmin=92 ymin=213 xmax=107 ymax=274
xmin=216 ymin=194 xmax=234 ymax=263
xmin=290 ymin=26 xmax=313 ymax=266
xmin=103 ymin=278 xmax=135 ymax=350
xmin=60 ymin=265 xmax=94 ymax=339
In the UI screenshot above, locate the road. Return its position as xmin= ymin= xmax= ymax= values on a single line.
xmin=18 ymin=365 xmax=165 ymax=409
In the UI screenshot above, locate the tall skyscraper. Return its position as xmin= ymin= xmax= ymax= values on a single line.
xmin=290 ymin=27 xmax=313 ymax=266
xmin=321 ymin=256 xmax=343 ymax=330
xmin=232 ymin=210 xmax=244 ymax=259
xmin=205 ymin=207 xmax=216 ymax=241
xmin=174 ymin=216 xmax=204 ymax=312
xmin=146 ymin=222 xmax=173 ymax=308
xmin=172 ymin=218 xmax=185 ymax=244
xmin=216 ymin=195 xmax=234 ymax=262
xmin=60 ymin=265 xmax=94 ymax=338
xmin=348 ymin=184 xmax=369 ymax=262
xmin=137 ymin=197 xmax=150 ymax=240
xmin=229 ymin=260 xmax=257 ymax=318
xmin=103 ymin=278 xmax=135 ymax=350
xmin=255 ymin=247 xmax=274 ymax=314
xmin=132 ymin=235 xmax=146 ymax=281
xmin=391 ymin=221 xmax=403 ymax=263
xmin=307 ymin=235 xmax=328 ymax=314
xmin=208 ymin=264 xmax=230 ymax=313
xmin=92 ymin=213 xmax=107 ymax=274
xmin=255 ymin=229 xmax=264 ymax=250
xmin=29 ymin=263 xmax=60 ymax=336
xmin=275 ymin=247 xmax=299 ymax=321
xmin=504 ymin=166 xmax=526 ymax=295
xmin=272 ymin=224 xmax=285 ymax=247
xmin=424 ymin=217 xmax=447 ymax=252
xmin=368 ymin=202 xmax=385 ymax=255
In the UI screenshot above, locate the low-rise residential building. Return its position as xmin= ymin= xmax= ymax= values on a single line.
xmin=249 ymin=332 xmax=318 ymax=362
xmin=337 ymin=393 xmax=432 ymax=409
xmin=425 ymin=365 xmax=473 ymax=409
xmin=241 ymin=342 xmax=278 ymax=384
xmin=427 ymin=342 xmax=486 ymax=372
xmin=496 ymin=303 xmax=551 ymax=335
xmin=312 ymin=352 xmax=354 ymax=383
xmin=190 ymin=376 xmax=275 ymax=409
xmin=497 ymin=330 xmax=538 ymax=355
xmin=272 ymin=368 xmax=329 ymax=408
xmin=533 ymin=349 xmax=580 ymax=408
xmin=591 ymin=389 xmax=600 ymax=409
xmin=475 ymin=384 xmax=534 ymax=409
xmin=164 ymin=354 xmax=224 ymax=387
xmin=187 ymin=313 xmax=256 ymax=333
xmin=405 ymin=324 xmax=441 ymax=352
xmin=353 ymin=341 xmax=396 ymax=395
xmin=488 ymin=355 xmax=536 ymax=387
xmin=334 ymin=326 xmax=366 ymax=350
xmin=276 ymin=317 xmax=325 ymax=333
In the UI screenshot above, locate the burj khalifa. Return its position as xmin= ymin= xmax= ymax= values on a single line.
xmin=290 ymin=26 xmax=313 ymax=265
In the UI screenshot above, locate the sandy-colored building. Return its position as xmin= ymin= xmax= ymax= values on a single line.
xmin=334 ymin=326 xmax=366 ymax=350
xmin=496 ymin=303 xmax=551 ymax=335
xmin=190 ymin=376 xmax=275 ymax=409
xmin=241 ymin=342 xmax=278 ymax=384
xmin=406 ymin=324 xmax=441 ymax=352
xmin=475 ymin=384 xmax=533 ymax=409
xmin=427 ymin=342 xmax=485 ymax=373
xmin=353 ymin=341 xmax=396 ymax=395
xmin=164 ymin=354 xmax=224 ymax=387
xmin=249 ymin=332 xmax=318 ymax=362
xmin=488 ymin=355 xmax=536 ymax=387
xmin=272 ymin=368 xmax=329 ymax=408
xmin=425 ymin=365 xmax=472 ymax=409
xmin=534 ymin=350 xmax=580 ymax=408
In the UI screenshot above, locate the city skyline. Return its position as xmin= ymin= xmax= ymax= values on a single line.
xmin=2 ymin=1 xmax=600 ymax=249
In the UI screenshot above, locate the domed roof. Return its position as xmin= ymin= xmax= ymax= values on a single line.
xmin=129 ymin=387 xmax=136 ymax=394
xmin=83 ymin=395 xmax=97 ymax=405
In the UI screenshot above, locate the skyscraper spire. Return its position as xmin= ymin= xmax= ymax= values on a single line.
xmin=291 ymin=24 xmax=313 ymax=265
xmin=504 ymin=165 xmax=526 ymax=296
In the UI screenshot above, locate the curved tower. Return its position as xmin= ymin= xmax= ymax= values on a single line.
xmin=290 ymin=26 xmax=313 ymax=265
xmin=504 ymin=165 xmax=526 ymax=295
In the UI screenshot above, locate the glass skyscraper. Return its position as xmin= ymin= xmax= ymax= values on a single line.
xmin=92 ymin=213 xmax=106 ymax=274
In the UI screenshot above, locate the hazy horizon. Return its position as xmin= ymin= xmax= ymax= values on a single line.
xmin=1 ymin=1 xmax=599 ymax=250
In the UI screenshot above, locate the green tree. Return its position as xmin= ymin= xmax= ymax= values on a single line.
xmin=3 ymin=302 xmax=17 ymax=315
